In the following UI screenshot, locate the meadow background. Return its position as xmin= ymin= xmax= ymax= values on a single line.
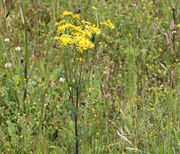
xmin=0 ymin=0 xmax=180 ymax=153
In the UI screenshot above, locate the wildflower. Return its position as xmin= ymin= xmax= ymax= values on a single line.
xmin=73 ymin=14 xmax=80 ymax=20
xmin=55 ymin=11 xmax=105 ymax=52
xmin=82 ymin=29 xmax=92 ymax=38
xmin=78 ymin=57 xmax=83 ymax=62
xmin=72 ymin=26 xmax=83 ymax=33
xmin=100 ymin=19 xmax=115 ymax=30
xmin=81 ymin=19 xmax=91 ymax=26
xmin=57 ymin=24 xmax=67 ymax=33
xmin=15 ymin=46 xmax=21 ymax=52
xmin=92 ymin=6 xmax=97 ymax=10
xmin=55 ymin=20 xmax=65 ymax=26
xmin=75 ymin=35 xmax=94 ymax=52
xmin=4 ymin=62 xmax=12 ymax=69
xmin=77 ymin=57 xmax=84 ymax=62
xmin=61 ymin=11 xmax=73 ymax=17
xmin=177 ymin=23 xmax=180 ymax=28
xmin=59 ymin=77 xmax=65 ymax=82
xmin=55 ymin=34 xmax=72 ymax=46
xmin=4 ymin=38 xmax=10 ymax=43
xmin=91 ymin=25 xmax=101 ymax=34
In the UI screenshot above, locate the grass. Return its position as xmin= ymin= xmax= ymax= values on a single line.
xmin=0 ymin=0 xmax=180 ymax=153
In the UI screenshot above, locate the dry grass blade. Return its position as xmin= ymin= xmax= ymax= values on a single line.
xmin=117 ymin=130 xmax=141 ymax=153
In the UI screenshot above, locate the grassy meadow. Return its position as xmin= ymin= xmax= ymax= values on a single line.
xmin=0 ymin=0 xmax=180 ymax=153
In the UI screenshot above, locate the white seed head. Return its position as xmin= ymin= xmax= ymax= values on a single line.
xmin=15 ymin=46 xmax=21 ymax=52
xmin=4 ymin=38 xmax=10 ymax=43
xmin=59 ymin=77 xmax=65 ymax=82
xmin=4 ymin=63 xmax=12 ymax=69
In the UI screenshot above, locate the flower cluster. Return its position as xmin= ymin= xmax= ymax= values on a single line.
xmin=55 ymin=11 xmax=101 ymax=53
xmin=100 ymin=19 xmax=115 ymax=30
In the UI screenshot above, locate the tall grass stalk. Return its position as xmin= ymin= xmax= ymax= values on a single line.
xmin=20 ymin=0 xmax=29 ymax=112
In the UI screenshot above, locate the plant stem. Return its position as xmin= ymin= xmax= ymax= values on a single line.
xmin=75 ymin=87 xmax=79 ymax=154
xmin=21 ymin=0 xmax=29 ymax=112
xmin=70 ymin=88 xmax=78 ymax=154
xmin=171 ymin=6 xmax=176 ymax=53
xmin=74 ymin=63 xmax=83 ymax=154
xmin=23 ymin=14 xmax=28 ymax=104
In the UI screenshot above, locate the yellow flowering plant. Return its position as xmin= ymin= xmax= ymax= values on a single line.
xmin=54 ymin=11 xmax=108 ymax=89
xmin=54 ymin=11 xmax=114 ymax=153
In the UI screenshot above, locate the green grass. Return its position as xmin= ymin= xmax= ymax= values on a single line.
xmin=0 ymin=0 xmax=180 ymax=153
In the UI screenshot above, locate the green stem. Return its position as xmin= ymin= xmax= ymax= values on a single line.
xmin=21 ymin=1 xmax=29 ymax=112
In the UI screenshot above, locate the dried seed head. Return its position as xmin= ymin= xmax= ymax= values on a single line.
xmin=15 ymin=46 xmax=21 ymax=52
xmin=4 ymin=38 xmax=10 ymax=43
xmin=4 ymin=62 xmax=12 ymax=69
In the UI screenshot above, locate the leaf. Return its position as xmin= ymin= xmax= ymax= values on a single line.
xmin=20 ymin=6 xmax=24 ymax=25
xmin=6 ymin=120 xmax=18 ymax=148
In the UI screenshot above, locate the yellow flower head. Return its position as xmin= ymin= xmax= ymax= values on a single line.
xmin=92 ymin=6 xmax=97 ymax=10
xmin=82 ymin=29 xmax=92 ymax=38
xmin=73 ymin=14 xmax=80 ymax=20
xmin=77 ymin=57 xmax=84 ymax=62
xmin=55 ymin=34 xmax=72 ymax=47
xmin=91 ymin=25 xmax=101 ymax=34
xmin=61 ymin=11 xmax=73 ymax=17
xmin=57 ymin=24 xmax=66 ymax=33
xmin=55 ymin=11 xmax=114 ymax=52
xmin=73 ymin=35 xmax=94 ymax=52
xmin=177 ymin=24 xmax=180 ymax=28
xmin=100 ymin=19 xmax=115 ymax=30
xmin=81 ymin=19 xmax=91 ymax=26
